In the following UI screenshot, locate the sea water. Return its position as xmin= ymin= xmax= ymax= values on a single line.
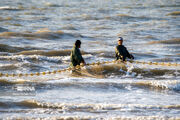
xmin=0 ymin=0 xmax=180 ymax=119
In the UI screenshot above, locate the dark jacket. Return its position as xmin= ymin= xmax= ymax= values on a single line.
xmin=115 ymin=45 xmax=134 ymax=61
xmin=70 ymin=45 xmax=84 ymax=67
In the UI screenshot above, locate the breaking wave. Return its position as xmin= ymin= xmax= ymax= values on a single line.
xmin=0 ymin=55 xmax=62 ymax=63
xmin=0 ymin=61 xmax=179 ymax=79
xmin=3 ymin=116 xmax=180 ymax=120
xmin=1 ymin=99 xmax=180 ymax=111
xmin=1 ymin=77 xmax=180 ymax=93
xmin=0 ymin=6 xmax=23 ymax=11
xmin=71 ymin=63 xmax=180 ymax=78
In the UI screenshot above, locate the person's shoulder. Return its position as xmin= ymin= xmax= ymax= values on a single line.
xmin=115 ymin=45 xmax=119 ymax=50
xmin=122 ymin=45 xmax=126 ymax=48
xmin=116 ymin=45 xmax=120 ymax=48
xmin=71 ymin=46 xmax=75 ymax=50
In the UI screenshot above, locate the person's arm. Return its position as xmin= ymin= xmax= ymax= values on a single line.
xmin=129 ymin=54 xmax=134 ymax=59
xmin=125 ymin=47 xmax=134 ymax=59
xmin=74 ymin=48 xmax=85 ymax=64
xmin=115 ymin=46 xmax=122 ymax=60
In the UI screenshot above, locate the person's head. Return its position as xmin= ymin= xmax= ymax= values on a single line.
xmin=75 ymin=40 xmax=81 ymax=48
xmin=118 ymin=37 xmax=123 ymax=45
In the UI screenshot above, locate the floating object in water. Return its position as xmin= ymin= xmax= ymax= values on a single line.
xmin=0 ymin=60 xmax=179 ymax=78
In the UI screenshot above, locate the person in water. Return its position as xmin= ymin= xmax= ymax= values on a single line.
xmin=115 ymin=37 xmax=134 ymax=61
xmin=70 ymin=40 xmax=86 ymax=67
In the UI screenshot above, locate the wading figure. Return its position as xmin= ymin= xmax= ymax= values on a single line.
xmin=70 ymin=40 xmax=86 ymax=67
xmin=115 ymin=37 xmax=134 ymax=61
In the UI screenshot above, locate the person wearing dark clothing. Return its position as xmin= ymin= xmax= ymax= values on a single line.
xmin=70 ymin=40 xmax=86 ymax=67
xmin=115 ymin=37 xmax=134 ymax=61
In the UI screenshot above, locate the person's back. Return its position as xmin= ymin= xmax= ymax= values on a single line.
xmin=115 ymin=37 xmax=134 ymax=61
xmin=70 ymin=40 xmax=85 ymax=67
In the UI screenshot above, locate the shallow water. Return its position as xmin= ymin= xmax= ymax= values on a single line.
xmin=0 ymin=0 xmax=180 ymax=119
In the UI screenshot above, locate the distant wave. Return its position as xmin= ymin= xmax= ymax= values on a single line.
xmin=0 ymin=44 xmax=41 ymax=53
xmin=166 ymin=11 xmax=180 ymax=16
xmin=44 ymin=2 xmax=62 ymax=7
xmin=105 ymin=14 xmax=163 ymax=22
xmin=105 ymin=14 xmax=136 ymax=21
xmin=148 ymin=38 xmax=180 ymax=44
xmin=62 ymin=14 xmax=102 ymax=21
xmin=16 ymin=49 xmax=86 ymax=56
xmin=0 ymin=6 xmax=23 ymax=11
xmin=0 ymin=17 xmax=13 ymax=21
xmin=0 ymin=29 xmax=83 ymax=40
xmin=62 ymin=25 xmax=78 ymax=30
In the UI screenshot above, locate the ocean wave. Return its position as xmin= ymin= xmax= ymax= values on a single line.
xmin=152 ymin=58 xmax=177 ymax=62
xmin=148 ymin=38 xmax=180 ymax=44
xmin=105 ymin=14 xmax=135 ymax=21
xmin=105 ymin=14 xmax=162 ymax=22
xmin=132 ymin=67 xmax=179 ymax=77
xmin=0 ymin=64 xmax=19 ymax=71
xmin=0 ymin=16 xmax=13 ymax=21
xmin=0 ymin=61 xmax=48 ymax=73
xmin=0 ymin=79 xmax=26 ymax=85
xmin=0 ymin=29 xmax=83 ymax=40
xmin=1 ymin=99 xmax=180 ymax=111
xmin=93 ymin=26 xmax=112 ymax=31
xmin=38 ymin=80 xmax=180 ymax=92
xmin=0 ymin=44 xmax=40 ymax=53
xmin=62 ymin=24 xmax=78 ymax=30
xmin=69 ymin=63 xmax=127 ymax=78
xmin=0 ymin=78 xmax=180 ymax=92
xmin=94 ymin=51 xmax=157 ymax=59
xmin=1 ymin=49 xmax=88 ymax=59
xmin=0 ymin=44 xmax=24 ymax=53
xmin=0 ymin=61 xmax=179 ymax=79
xmin=3 ymin=116 xmax=180 ymax=120
xmin=135 ymin=80 xmax=180 ymax=91
xmin=44 ymin=2 xmax=62 ymax=7
xmin=166 ymin=11 xmax=180 ymax=16
xmin=71 ymin=63 xmax=180 ymax=78
xmin=62 ymin=14 xmax=103 ymax=21
xmin=16 ymin=49 xmax=88 ymax=57
xmin=0 ymin=6 xmax=22 ymax=11
xmin=0 ymin=27 xmax=8 ymax=32
xmin=16 ymin=49 xmax=73 ymax=56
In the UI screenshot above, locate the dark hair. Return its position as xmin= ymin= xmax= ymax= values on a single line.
xmin=75 ymin=40 xmax=81 ymax=46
